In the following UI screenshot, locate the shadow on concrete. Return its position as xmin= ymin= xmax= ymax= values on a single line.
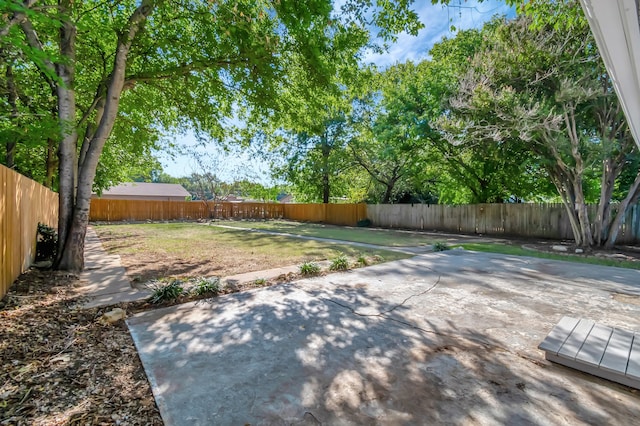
xmin=128 ymin=251 xmax=640 ymax=424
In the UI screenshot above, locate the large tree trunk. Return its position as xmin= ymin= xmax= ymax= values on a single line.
xmin=54 ymin=2 xmax=78 ymax=267
xmin=56 ymin=0 xmax=155 ymax=271
xmin=605 ymin=170 xmax=640 ymax=248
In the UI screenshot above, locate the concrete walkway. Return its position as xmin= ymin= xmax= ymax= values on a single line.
xmin=77 ymin=227 xmax=151 ymax=308
xmin=127 ymin=251 xmax=640 ymax=425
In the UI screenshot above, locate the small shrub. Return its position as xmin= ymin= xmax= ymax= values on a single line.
xmin=372 ymin=254 xmax=384 ymax=263
xmin=193 ymin=277 xmax=221 ymax=296
xmin=149 ymin=279 xmax=185 ymax=304
xmin=299 ymin=261 xmax=320 ymax=276
xmin=357 ymin=218 xmax=371 ymax=227
xmin=356 ymin=254 xmax=369 ymax=267
xmin=433 ymin=242 xmax=450 ymax=252
xmin=36 ymin=223 xmax=58 ymax=261
xmin=254 ymin=278 xmax=267 ymax=286
xmin=329 ymin=253 xmax=350 ymax=271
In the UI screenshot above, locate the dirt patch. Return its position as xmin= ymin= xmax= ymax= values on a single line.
xmin=518 ymin=240 xmax=640 ymax=263
xmin=0 ymin=270 xmax=162 ymax=425
xmin=612 ymin=293 xmax=640 ymax=306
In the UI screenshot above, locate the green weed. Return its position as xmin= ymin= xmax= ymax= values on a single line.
xmin=356 ymin=254 xmax=369 ymax=267
xmin=299 ymin=261 xmax=321 ymax=276
xmin=329 ymin=253 xmax=350 ymax=271
xmin=432 ymin=242 xmax=450 ymax=252
xmin=193 ymin=277 xmax=221 ymax=296
xmin=149 ymin=279 xmax=185 ymax=304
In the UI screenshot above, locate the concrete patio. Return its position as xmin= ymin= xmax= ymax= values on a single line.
xmin=127 ymin=251 xmax=640 ymax=425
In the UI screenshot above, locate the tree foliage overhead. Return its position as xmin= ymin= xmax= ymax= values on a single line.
xmin=0 ymin=0 xmax=424 ymax=271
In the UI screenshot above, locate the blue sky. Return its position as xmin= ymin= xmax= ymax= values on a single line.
xmin=157 ymin=0 xmax=515 ymax=181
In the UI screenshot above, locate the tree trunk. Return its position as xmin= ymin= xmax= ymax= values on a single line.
xmin=381 ymin=184 xmax=394 ymax=204
xmin=594 ymin=157 xmax=617 ymax=245
xmin=54 ymin=3 xmax=78 ymax=267
xmin=604 ymin=170 xmax=640 ymax=248
xmin=381 ymin=173 xmax=400 ymax=204
xmin=321 ymin=138 xmax=330 ymax=204
xmin=44 ymin=138 xmax=57 ymax=188
xmin=558 ymin=190 xmax=583 ymax=246
xmin=322 ymin=172 xmax=330 ymax=204
xmin=548 ymin=169 xmax=583 ymax=246
xmin=573 ymin=184 xmax=594 ymax=247
xmin=56 ymin=0 xmax=155 ymax=271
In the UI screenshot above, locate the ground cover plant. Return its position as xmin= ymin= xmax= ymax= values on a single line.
xmin=299 ymin=261 xmax=321 ymax=276
xmin=329 ymin=253 xmax=350 ymax=271
xmin=214 ymin=220 xmax=436 ymax=247
xmin=94 ymin=223 xmax=407 ymax=283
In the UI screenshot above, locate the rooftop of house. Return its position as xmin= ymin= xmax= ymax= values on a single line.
xmin=99 ymin=182 xmax=191 ymax=198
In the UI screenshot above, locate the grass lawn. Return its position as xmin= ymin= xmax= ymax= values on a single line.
xmin=213 ymin=220 xmax=640 ymax=270
xmin=214 ymin=219 xmax=436 ymax=247
xmin=94 ymin=223 xmax=408 ymax=282
xmin=460 ymin=242 xmax=640 ymax=270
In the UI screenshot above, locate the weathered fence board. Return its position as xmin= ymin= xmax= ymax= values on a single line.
xmin=282 ymin=203 xmax=367 ymax=226
xmin=0 ymin=165 xmax=58 ymax=298
xmin=366 ymin=203 xmax=640 ymax=244
xmin=89 ymin=199 xmax=285 ymax=222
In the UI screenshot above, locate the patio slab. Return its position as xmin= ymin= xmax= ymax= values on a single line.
xmin=127 ymin=251 xmax=640 ymax=425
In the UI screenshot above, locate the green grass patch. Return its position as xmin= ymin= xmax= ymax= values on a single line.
xmin=215 ymin=220 xmax=434 ymax=247
xmin=460 ymin=243 xmax=640 ymax=270
xmin=94 ymin=223 xmax=408 ymax=281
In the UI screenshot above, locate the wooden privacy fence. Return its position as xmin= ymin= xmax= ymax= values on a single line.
xmin=89 ymin=199 xmax=368 ymax=226
xmin=283 ymin=203 xmax=368 ymax=226
xmin=1 ymin=165 xmax=58 ymax=298
xmin=89 ymin=199 xmax=285 ymax=222
xmin=366 ymin=203 xmax=640 ymax=244
xmin=89 ymin=199 xmax=640 ymax=244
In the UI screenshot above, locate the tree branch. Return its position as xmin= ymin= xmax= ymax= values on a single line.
xmin=0 ymin=0 xmax=37 ymax=38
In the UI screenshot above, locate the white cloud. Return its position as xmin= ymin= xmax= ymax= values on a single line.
xmin=363 ymin=0 xmax=515 ymax=68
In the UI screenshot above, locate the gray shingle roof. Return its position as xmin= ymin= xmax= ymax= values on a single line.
xmin=101 ymin=182 xmax=190 ymax=197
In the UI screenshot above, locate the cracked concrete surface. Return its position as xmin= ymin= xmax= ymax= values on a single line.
xmin=127 ymin=251 xmax=640 ymax=425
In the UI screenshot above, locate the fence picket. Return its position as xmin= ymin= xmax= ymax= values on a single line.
xmin=0 ymin=165 xmax=58 ymax=298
